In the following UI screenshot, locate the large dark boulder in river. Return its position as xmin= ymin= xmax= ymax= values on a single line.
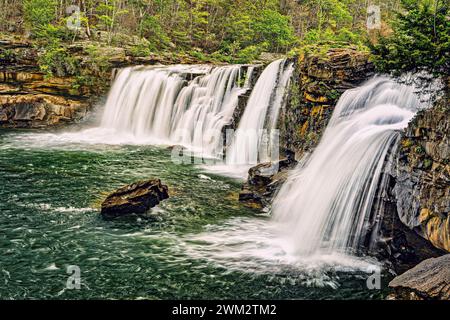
xmin=388 ymin=254 xmax=450 ymax=300
xmin=101 ymin=179 xmax=169 ymax=218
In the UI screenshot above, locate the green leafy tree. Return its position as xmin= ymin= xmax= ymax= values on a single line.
xmin=139 ymin=14 xmax=171 ymax=50
xmin=96 ymin=0 xmax=129 ymax=44
xmin=251 ymin=9 xmax=297 ymax=52
xmin=371 ymin=0 xmax=449 ymax=76
xmin=23 ymin=0 xmax=57 ymax=36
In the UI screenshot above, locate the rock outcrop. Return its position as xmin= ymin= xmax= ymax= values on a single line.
xmin=393 ymin=98 xmax=449 ymax=252
xmin=1 ymin=34 xmax=223 ymax=129
xmin=0 ymin=94 xmax=88 ymax=127
xmin=1 ymin=37 xmax=93 ymax=127
xmin=101 ymin=179 xmax=169 ymax=219
xmin=239 ymin=157 xmax=297 ymax=209
xmin=279 ymin=47 xmax=374 ymax=159
xmin=388 ymin=254 xmax=450 ymax=300
xmin=368 ymin=96 xmax=449 ymax=273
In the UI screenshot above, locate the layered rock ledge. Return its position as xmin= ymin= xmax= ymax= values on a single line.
xmin=279 ymin=47 xmax=374 ymax=159
xmin=239 ymin=157 xmax=297 ymax=209
xmin=240 ymin=48 xmax=449 ymax=277
xmin=0 ymin=94 xmax=88 ymax=127
xmin=369 ymin=96 xmax=449 ymax=273
xmin=1 ymin=37 xmax=95 ymax=127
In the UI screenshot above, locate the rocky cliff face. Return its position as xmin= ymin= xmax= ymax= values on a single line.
xmin=279 ymin=48 xmax=374 ymax=159
xmin=222 ymin=65 xmax=263 ymax=131
xmin=0 ymin=35 xmax=210 ymax=128
xmin=101 ymin=179 xmax=169 ymax=219
xmin=369 ymin=97 xmax=449 ymax=273
xmin=0 ymin=37 xmax=91 ymax=127
xmin=368 ymin=164 xmax=445 ymax=274
xmin=394 ymin=98 xmax=449 ymax=252
xmin=239 ymin=48 xmax=449 ymax=276
xmin=0 ymin=94 xmax=88 ymax=128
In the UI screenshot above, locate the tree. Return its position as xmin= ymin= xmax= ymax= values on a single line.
xmin=96 ymin=0 xmax=128 ymax=44
xmin=0 ymin=0 xmax=24 ymax=33
xmin=23 ymin=0 xmax=57 ymax=36
xmin=371 ymin=0 xmax=450 ymax=76
xmin=252 ymin=9 xmax=297 ymax=52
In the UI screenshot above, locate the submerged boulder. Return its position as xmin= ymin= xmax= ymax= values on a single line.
xmin=388 ymin=254 xmax=450 ymax=300
xmin=101 ymin=179 xmax=169 ymax=218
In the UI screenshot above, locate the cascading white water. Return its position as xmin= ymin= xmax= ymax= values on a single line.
xmin=273 ymin=77 xmax=420 ymax=256
xmin=170 ymin=65 xmax=246 ymax=156
xmin=218 ymin=59 xmax=293 ymax=177
xmin=100 ymin=64 xmax=251 ymax=157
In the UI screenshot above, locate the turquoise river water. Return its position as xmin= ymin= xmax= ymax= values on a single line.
xmin=0 ymin=127 xmax=388 ymax=299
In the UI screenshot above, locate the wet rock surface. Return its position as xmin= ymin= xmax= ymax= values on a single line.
xmin=388 ymin=254 xmax=450 ymax=300
xmin=222 ymin=65 xmax=263 ymax=134
xmin=393 ymin=98 xmax=449 ymax=252
xmin=367 ymin=96 xmax=449 ymax=274
xmin=239 ymin=157 xmax=297 ymax=209
xmin=369 ymin=168 xmax=445 ymax=274
xmin=101 ymin=179 xmax=169 ymax=218
xmin=1 ymin=37 xmax=94 ymax=128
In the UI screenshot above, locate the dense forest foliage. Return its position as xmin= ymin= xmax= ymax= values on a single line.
xmin=371 ymin=0 xmax=449 ymax=77
xmin=0 ymin=0 xmax=448 ymax=76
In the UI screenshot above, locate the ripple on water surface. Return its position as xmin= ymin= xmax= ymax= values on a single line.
xmin=0 ymin=130 xmax=386 ymax=299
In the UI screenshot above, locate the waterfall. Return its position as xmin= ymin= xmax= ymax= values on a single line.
xmin=100 ymin=64 xmax=251 ymax=157
xmin=56 ymin=60 xmax=292 ymax=175
xmin=272 ymin=77 xmax=420 ymax=256
xmin=221 ymin=59 xmax=293 ymax=176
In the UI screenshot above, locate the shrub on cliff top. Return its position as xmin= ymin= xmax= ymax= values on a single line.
xmin=38 ymin=44 xmax=78 ymax=78
xmin=23 ymin=0 xmax=57 ymax=37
